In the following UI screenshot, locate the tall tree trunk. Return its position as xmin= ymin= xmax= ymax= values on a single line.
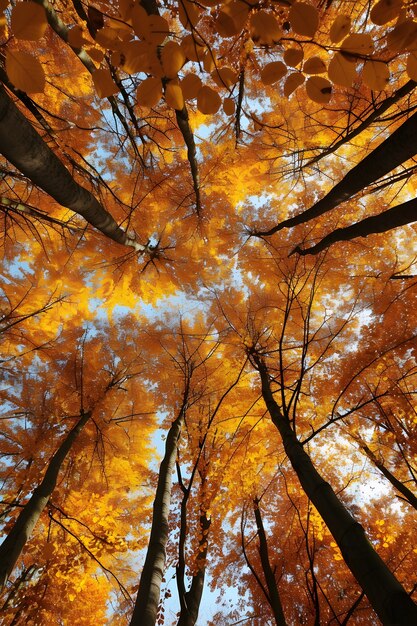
xmin=253 ymin=498 xmax=287 ymax=626
xmin=252 ymin=354 xmax=417 ymax=626
xmin=255 ymin=110 xmax=417 ymax=237
xmin=293 ymin=198 xmax=417 ymax=256
xmin=130 ymin=403 xmax=187 ymax=626
xmin=177 ymin=510 xmax=211 ymax=626
xmin=0 ymin=85 xmax=144 ymax=250
xmin=0 ymin=410 xmax=91 ymax=587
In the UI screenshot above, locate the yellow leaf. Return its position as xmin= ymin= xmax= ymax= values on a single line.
xmin=250 ymin=11 xmax=281 ymax=45
xmin=165 ymin=82 xmax=184 ymax=109
xmin=283 ymin=47 xmax=304 ymax=67
xmin=161 ymin=41 xmax=186 ymax=78
xmin=11 ymin=1 xmax=47 ymax=40
xmin=197 ymin=85 xmax=221 ymax=114
xmin=305 ymin=76 xmax=332 ymax=104
xmin=283 ymin=72 xmax=305 ymax=97
xmin=137 ymin=76 xmax=162 ymax=108
xmin=223 ymin=97 xmax=235 ymax=115
xmin=6 ymin=50 xmax=45 ymax=92
xmin=303 ymin=56 xmax=326 ymax=74
xmin=216 ymin=1 xmax=249 ymax=37
xmin=362 ymin=60 xmax=390 ymax=90
xmin=370 ymin=0 xmax=402 ymax=25
xmin=327 ymin=52 xmax=357 ymax=87
xmin=340 ymin=33 xmax=374 ymax=59
xmin=289 ymin=2 xmax=319 ymax=38
xmin=92 ymin=68 xmax=118 ymax=98
xmin=260 ymin=61 xmax=287 ymax=85
xmin=181 ymin=73 xmax=202 ymax=99
xmin=329 ymin=15 xmax=351 ymax=43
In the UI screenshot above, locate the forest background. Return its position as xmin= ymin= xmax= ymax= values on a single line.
xmin=1 ymin=0 xmax=417 ymax=624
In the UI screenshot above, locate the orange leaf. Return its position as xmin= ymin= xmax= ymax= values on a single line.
xmin=223 ymin=97 xmax=235 ymax=115
xmin=283 ymin=72 xmax=305 ymax=97
xmin=289 ymin=2 xmax=319 ymax=38
xmin=329 ymin=15 xmax=351 ymax=43
xmin=11 ymin=1 xmax=47 ymax=40
xmin=165 ymin=82 xmax=184 ymax=110
xmin=283 ymin=47 xmax=304 ymax=67
xmin=260 ymin=61 xmax=287 ymax=85
xmin=305 ymin=76 xmax=332 ymax=104
xmin=161 ymin=41 xmax=186 ymax=78
xmin=362 ymin=60 xmax=390 ymax=91
xmin=197 ymin=85 xmax=221 ymax=114
xmin=181 ymin=73 xmax=202 ymax=99
xmin=370 ymin=0 xmax=402 ymax=25
xmin=92 ymin=68 xmax=119 ymax=98
xmin=137 ymin=76 xmax=162 ymax=108
xmin=250 ymin=11 xmax=281 ymax=45
xmin=327 ymin=52 xmax=357 ymax=87
xmin=303 ymin=56 xmax=326 ymax=74
xmin=6 ymin=50 xmax=45 ymax=92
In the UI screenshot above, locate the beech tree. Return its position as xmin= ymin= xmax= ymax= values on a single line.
xmin=2 ymin=0 xmax=417 ymax=624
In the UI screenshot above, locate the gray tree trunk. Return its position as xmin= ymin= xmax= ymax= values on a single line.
xmin=0 ymin=410 xmax=91 ymax=587
xmin=253 ymin=354 xmax=417 ymax=626
xmin=0 ymin=85 xmax=141 ymax=249
xmin=130 ymin=403 xmax=187 ymax=626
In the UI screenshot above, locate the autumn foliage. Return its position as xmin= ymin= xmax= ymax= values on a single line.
xmin=2 ymin=0 xmax=417 ymax=624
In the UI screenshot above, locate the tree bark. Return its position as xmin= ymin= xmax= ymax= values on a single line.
xmin=0 ymin=84 xmax=144 ymax=250
xmin=130 ymin=403 xmax=187 ymax=626
xmin=253 ymin=498 xmax=287 ymax=626
xmin=177 ymin=511 xmax=211 ymax=626
xmin=0 ymin=410 xmax=91 ymax=588
xmin=252 ymin=354 xmax=417 ymax=626
xmin=255 ymin=110 xmax=417 ymax=238
xmin=292 ymin=198 xmax=417 ymax=256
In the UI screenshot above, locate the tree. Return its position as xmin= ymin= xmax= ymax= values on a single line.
xmin=2 ymin=0 xmax=417 ymax=623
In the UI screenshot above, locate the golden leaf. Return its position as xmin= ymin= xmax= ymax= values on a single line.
xmin=370 ymin=0 xmax=402 ymax=25
xmin=6 ymin=49 xmax=45 ymax=92
xmin=181 ymin=72 xmax=202 ymax=99
xmin=289 ymin=2 xmax=319 ymax=38
xmin=329 ymin=15 xmax=351 ymax=43
xmin=250 ymin=11 xmax=281 ymax=45
xmin=137 ymin=76 xmax=162 ymax=108
xmin=11 ymin=1 xmax=47 ymax=41
xmin=305 ymin=76 xmax=332 ymax=103
xmin=362 ymin=60 xmax=390 ymax=90
xmin=92 ymin=68 xmax=119 ymax=98
xmin=165 ymin=82 xmax=184 ymax=110
xmin=161 ymin=41 xmax=186 ymax=78
xmin=303 ymin=56 xmax=326 ymax=74
xmin=197 ymin=85 xmax=221 ymax=114
xmin=327 ymin=52 xmax=357 ymax=87
xmin=260 ymin=61 xmax=287 ymax=85
xmin=283 ymin=47 xmax=304 ymax=67
xmin=283 ymin=71 xmax=305 ymax=97
xmin=223 ymin=97 xmax=235 ymax=115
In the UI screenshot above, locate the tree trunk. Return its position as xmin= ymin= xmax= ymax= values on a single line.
xmin=177 ymin=511 xmax=211 ymax=626
xmin=0 ymin=410 xmax=91 ymax=587
xmin=256 ymin=110 xmax=417 ymax=237
xmin=293 ymin=198 xmax=417 ymax=256
xmin=253 ymin=354 xmax=417 ymax=626
xmin=0 ymin=85 xmax=143 ymax=249
xmin=130 ymin=404 xmax=186 ymax=626
xmin=253 ymin=498 xmax=287 ymax=626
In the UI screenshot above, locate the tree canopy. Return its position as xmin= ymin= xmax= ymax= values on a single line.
xmin=2 ymin=0 xmax=417 ymax=624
